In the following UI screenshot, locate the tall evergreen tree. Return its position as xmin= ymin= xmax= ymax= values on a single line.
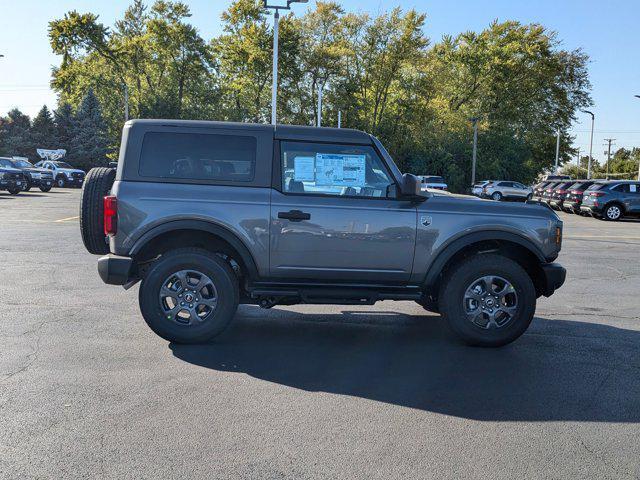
xmin=70 ymin=89 xmax=110 ymax=169
xmin=30 ymin=105 xmax=58 ymax=152
xmin=0 ymin=109 xmax=33 ymax=158
xmin=54 ymin=102 xmax=75 ymax=155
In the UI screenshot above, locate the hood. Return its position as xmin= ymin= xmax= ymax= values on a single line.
xmin=0 ymin=166 xmax=23 ymax=174
xmin=420 ymin=193 xmax=559 ymax=221
xmin=23 ymin=167 xmax=52 ymax=175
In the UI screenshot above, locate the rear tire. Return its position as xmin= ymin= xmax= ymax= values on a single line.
xmin=39 ymin=185 xmax=52 ymax=192
xmin=22 ymin=181 xmax=32 ymax=192
xmin=439 ymin=254 xmax=536 ymax=347
xmin=491 ymin=192 xmax=502 ymax=201
xmin=80 ymin=167 xmax=116 ymax=255
xmin=8 ymin=187 xmax=20 ymax=195
xmin=603 ymin=203 xmax=622 ymax=221
xmin=139 ymin=248 xmax=239 ymax=344
xmin=56 ymin=176 xmax=67 ymax=188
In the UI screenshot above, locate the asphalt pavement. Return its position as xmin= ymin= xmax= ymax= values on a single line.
xmin=1 ymin=189 xmax=639 ymax=479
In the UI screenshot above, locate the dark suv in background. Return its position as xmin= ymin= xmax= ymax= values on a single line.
xmin=561 ymin=180 xmax=595 ymax=214
xmin=581 ymin=181 xmax=640 ymax=220
xmin=548 ymin=181 xmax=582 ymax=211
xmin=0 ymin=157 xmax=54 ymax=192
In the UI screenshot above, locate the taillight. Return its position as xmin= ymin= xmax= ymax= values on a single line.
xmin=556 ymin=189 xmax=566 ymax=194
xmin=570 ymin=190 xmax=582 ymax=195
xmin=590 ymin=192 xmax=605 ymax=197
xmin=103 ymin=195 xmax=117 ymax=236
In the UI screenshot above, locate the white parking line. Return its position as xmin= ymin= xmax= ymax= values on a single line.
xmin=54 ymin=216 xmax=79 ymax=223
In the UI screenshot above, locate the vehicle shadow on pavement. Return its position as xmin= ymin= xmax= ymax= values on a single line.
xmin=170 ymin=307 xmax=640 ymax=422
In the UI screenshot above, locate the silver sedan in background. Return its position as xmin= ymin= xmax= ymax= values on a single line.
xmin=482 ymin=181 xmax=533 ymax=201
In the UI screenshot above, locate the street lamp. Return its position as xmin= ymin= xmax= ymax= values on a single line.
xmin=583 ymin=110 xmax=595 ymax=179
xmin=635 ymin=96 xmax=640 ymax=180
xmin=263 ymin=0 xmax=308 ymax=125
xmin=470 ymin=117 xmax=479 ymax=186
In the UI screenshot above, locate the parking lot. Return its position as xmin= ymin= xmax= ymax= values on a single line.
xmin=1 ymin=189 xmax=639 ymax=479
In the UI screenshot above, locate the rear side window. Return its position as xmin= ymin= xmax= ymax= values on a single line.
xmin=611 ymin=184 xmax=630 ymax=193
xmin=586 ymin=183 xmax=606 ymax=191
xmin=139 ymin=132 xmax=256 ymax=182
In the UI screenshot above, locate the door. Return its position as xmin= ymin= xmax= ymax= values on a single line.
xmin=625 ymin=183 xmax=640 ymax=213
xmin=270 ymin=141 xmax=417 ymax=283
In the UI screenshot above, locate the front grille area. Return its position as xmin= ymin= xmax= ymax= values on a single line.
xmin=6 ymin=172 xmax=25 ymax=181
xmin=72 ymin=172 xmax=84 ymax=179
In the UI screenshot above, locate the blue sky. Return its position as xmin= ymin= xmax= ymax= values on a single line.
xmin=0 ymin=0 xmax=639 ymax=162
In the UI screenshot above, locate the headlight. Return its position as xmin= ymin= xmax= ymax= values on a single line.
xmin=66 ymin=171 xmax=74 ymax=177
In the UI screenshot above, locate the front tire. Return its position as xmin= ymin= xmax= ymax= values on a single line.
xmin=39 ymin=185 xmax=52 ymax=192
xmin=8 ymin=187 xmax=20 ymax=195
xmin=439 ymin=254 xmax=536 ymax=347
xmin=139 ymin=248 xmax=239 ymax=344
xmin=55 ymin=176 xmax=67 ymax=188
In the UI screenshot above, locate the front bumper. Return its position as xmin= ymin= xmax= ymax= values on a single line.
xmin=98 ymin=254 xmax=135 ymax=285
xmin=30 ymin=177 xmax=54 ymax=187
xmin=540 ymin=263 xmax=566 ymax=297
xmin=0 ymin=178 xmax=22 ymax=190
xmin=580 ymin=204 xmax=602 ymax=215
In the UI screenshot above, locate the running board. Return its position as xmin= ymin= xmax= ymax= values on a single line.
xmin=247 ymin=285 xmax=422 ymax=308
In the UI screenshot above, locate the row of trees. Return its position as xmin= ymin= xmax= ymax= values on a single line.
xmin=18 ymin=0 xmax=594 ymax=188
xmin=563 ymin=148 xmax=640 ymax=180
xmin=0 ymin=90 xmax=110 ymax=170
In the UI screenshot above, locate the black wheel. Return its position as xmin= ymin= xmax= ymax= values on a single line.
xmin=491 ymin=191 xmax=502 ymax=201
xmin=439 ymin=254 xmax=536 ymax=347
xmin=55 ymin=175 xmax=67 ymax=188
xmin=22 ymin=181 xmax=32 ymax=192
xmin=139 ymin=248 xmax=239 ymax=344
xmin=80 ymin=167 xmax=116 ymax=255
xmin=8 ymin=187 xmax=20 ymax=195
xmin=39 ymin=185 xmax=52 ymax=192
xmin=603 ymin=203 xmax=623 ymax=221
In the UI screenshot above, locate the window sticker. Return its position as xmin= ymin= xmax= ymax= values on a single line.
xmin=631 ymin=184 xmax=637 ymax=193
xmin=294 ymin=156 xmax=315 ymax=181
xmin=315 ymin=153 xmax=366 ymax=186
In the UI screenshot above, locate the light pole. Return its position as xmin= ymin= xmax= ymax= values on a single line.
xmin=583 ymin=110 xmax=595 ymax=179
xmin=634 ymin=95 xmax=640 ymax=182
xmin=470 ymin=117 xmax=479 ymax=186
xmin=554 ymin=127 xmax=561 ymax=174
xmin=263 ymin=0 xmax=308 ymax=125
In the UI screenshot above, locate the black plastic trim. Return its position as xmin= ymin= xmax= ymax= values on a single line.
xmin=540 ymin=262 xmax=566 ymax=297
xmin=98 ymin=254 xmax=134 ymax=285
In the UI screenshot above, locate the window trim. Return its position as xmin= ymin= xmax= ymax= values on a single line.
xmin=274 ymin=139 xmax=403 ymax=201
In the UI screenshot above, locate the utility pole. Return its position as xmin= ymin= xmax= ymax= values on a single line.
xmin=470 ymin=117 xmax=479 ymax=186
xmin=635 ymin=96 xmax=640 ymax=180
xmin=584 ymin=111 xmax=595 ymax=179
xmin=554 ymin=128 xmax=561 ymax=174
xmin=603 ymin=138 xmax=615 ymax=179
xmin=316 ymin=82 xmax=324 ymax=127
xmin=264 ymin=0 xmax=308 ymax=125
xmin=123 ymin=83 xmax=129 ymax=121
xmin=575 ymin=148 xmax=580 ymax=171
xmin=337 ymin=110 xmax=341 ymax=128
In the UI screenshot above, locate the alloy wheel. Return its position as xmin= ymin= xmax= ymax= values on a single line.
xmin=159 ymin=269 xmax=218 ymax=326
xmin=463 ymin=275 xmax=518 ymax=330
xmin=606 ymin=205 xmax=621 ymax=220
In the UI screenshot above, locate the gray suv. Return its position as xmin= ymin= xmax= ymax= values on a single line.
xmin=80 ymin=120 xmax=566 ymax=347
xmin=580 ymin=180 xmax=640 ymax=220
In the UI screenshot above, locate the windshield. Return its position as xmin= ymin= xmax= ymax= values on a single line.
xmin=53 ymin=161 xmax=73 ymax=168
xmin=0 ymin=158 xmax=15 ymax=168
xmin=13 ymin=159 xmax=33 ymax=168
xmin=422 ymin=176 xmax=445 ymax=183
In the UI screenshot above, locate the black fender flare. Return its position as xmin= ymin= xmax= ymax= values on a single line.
xmin=129 ymin=220 xmax=260 ymax=280
xmin=423 ymin=230 xmax=547 ymax=288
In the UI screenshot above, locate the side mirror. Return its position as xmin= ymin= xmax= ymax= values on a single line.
xmin=400 ymin=173 xmax=427 ymax=200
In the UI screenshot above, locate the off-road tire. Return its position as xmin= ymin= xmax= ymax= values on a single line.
xmin=22 ymin=181 xmax=32 ymax=192
xmin=8 ymin=187 xmax=20 ymax=195
xmin=55 ymin=175 xmax=67 ymax=188
xmin=439 ymin=253 xmax=536 ymax=347
xmin=139 ymin=248 xmax=239 ymax=344
xmin=80 ymin=167 xmax=116 ymax=255
xmin=39 ymin=185 xmax=52 ymax=192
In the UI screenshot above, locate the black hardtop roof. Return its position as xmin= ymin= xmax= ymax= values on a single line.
xmin=125 ymin=119 xmax=372 ymax=145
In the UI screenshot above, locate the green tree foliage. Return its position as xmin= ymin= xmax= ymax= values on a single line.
xmin=69 ymin=89 xmax=111 ymax=169
xmin=0 ymin=109 xmax=33 ymax=158
xmin=30 ymin=105 xmax=58 ymax=150
xmin=54 ymin=102 xmax=75 ymax=154
xmin=44 ymin=0 xmax=595 ymax=190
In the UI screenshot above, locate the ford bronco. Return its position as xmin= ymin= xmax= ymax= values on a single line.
xmin=80 ymin=120 xmax=566 ymax=347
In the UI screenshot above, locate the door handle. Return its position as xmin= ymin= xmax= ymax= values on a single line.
xmin=278 ymin=210 xmax=311 ymax=222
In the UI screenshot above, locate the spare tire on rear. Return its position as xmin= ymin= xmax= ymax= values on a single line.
xmin=80 ymin=167 xmax=116 ymax=255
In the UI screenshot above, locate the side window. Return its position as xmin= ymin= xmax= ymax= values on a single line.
xmin=499 ymin=182 xmax=512 ymax=188
xmin=514 ymin=182 xmax=525 ymax=189
xmin=280 ymin=141 xmax=393 ymax=198
xmin=139 ymin=132 xmax=256 ymax=182
xmin=612 ymin=184 xmax=629 ymax=193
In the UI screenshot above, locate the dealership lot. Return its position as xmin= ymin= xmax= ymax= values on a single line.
xmin=1 ymin=190 xmax=639 ymax=479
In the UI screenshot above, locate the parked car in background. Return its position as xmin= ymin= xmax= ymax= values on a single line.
xmin=34 ymin=160 xmax=85 ymax=188
xmin=419 ymin=175 xmax=447 ymax=191
xmin=547 ymin=181 xmax=576 ymax=211
xmin=560 ymin=180 xmax=595 ymax=214
xmin=0 ymin=157 xmax=54 ymax=192
xmin=0 ymin=161 xmax=26 ymax=195
xmin=539 ymin=181 xmax=562 ymax=204
xmin=531 ymin=181 xmax=552 ymax=201
xmin=482 ymin=181 xmax=532 ymax=201
xmin=580 ymin=180 xmax=640 ymax=221
xmin=472 ymin=180 xmax=494 ymax=197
